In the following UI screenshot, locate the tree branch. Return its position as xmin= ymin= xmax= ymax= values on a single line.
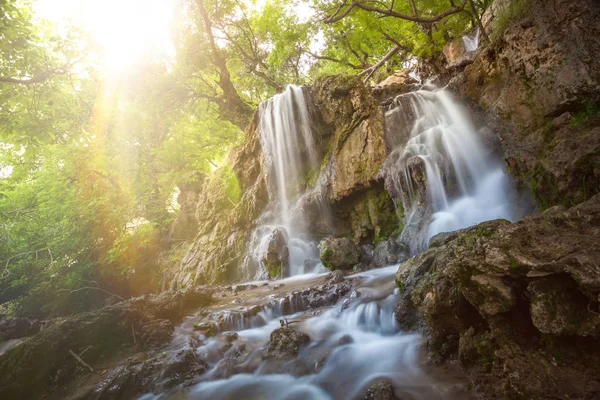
xmin=325 ymin=0 xmax=468 ymax=24
xmin=357 ymin=44 xmax=402 ymax=81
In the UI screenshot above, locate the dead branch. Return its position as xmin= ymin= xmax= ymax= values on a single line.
xmin=69 ymin=349 xmax=94 ymax=372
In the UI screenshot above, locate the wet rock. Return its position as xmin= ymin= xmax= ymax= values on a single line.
xmin=326 ymin=270 xmax=347 ymax=284
xmin=370 ymin=237 xmax=409 ymax=269
xmin=394 ymin=195 xmax=600 ymax=399
xmin=161 ymin=349 xmax=208 ymax=387
xmin=94 ymin=350 xmax=208 ymax=399
xmin=261 ymin=227 xmax=290 ymax=279
xmin=318 ymin=237 xmax=360 ymax=270
xmin=263 ymin=327 xmax=310 ymax=359
xmin=193 ymin=322 xmax=217 ymax=337
xmin=364 ymin=379 xmax=400 ymax=400
xmin=0 ymin=317 xmax=40 ymax=341
xmin=306 ymin=281 xmax=352 ymax=309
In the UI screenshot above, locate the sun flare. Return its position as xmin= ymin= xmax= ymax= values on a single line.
xmin=36 ymin=0 xmax=175 ymax=71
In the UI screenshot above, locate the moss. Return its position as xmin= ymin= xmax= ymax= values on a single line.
xmin=264 ymin=260 xmax=282 ymax=279
xmin=568 ymin=100 xmax=599 ymax=129
xmin=207 ymin=166 xmax=242 ymax=208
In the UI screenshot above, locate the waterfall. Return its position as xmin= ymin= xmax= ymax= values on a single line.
xmin=381 ymin=86 xmax=519 ymax=253
xmin=462 ymin=28 xmax=480 ymax=53
xmin=243 ymin=86 xmax=330 ymax=279
xmin=259 ymin=85 xmax=318 ymax=228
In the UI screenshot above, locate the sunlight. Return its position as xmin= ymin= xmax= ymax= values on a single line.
xmin=36 ymin=0 xmax=175 ymax=71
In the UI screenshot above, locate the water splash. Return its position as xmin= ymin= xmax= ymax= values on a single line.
xmin=381 ymin=86 xmax=520 ymax=253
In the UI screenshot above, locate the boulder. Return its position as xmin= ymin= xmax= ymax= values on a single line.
xmin=364 ymin=379 xmax=400 ymax=400
xmin=318 ymin=237 xmax=361 ymax=270
xmin=261 ymin=228 xmax=290 ymax=279
xmin=263 ymin=327 xmax=310 ymax=360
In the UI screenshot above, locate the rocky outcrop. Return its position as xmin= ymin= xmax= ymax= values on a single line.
xmin=311 ymin=76 xmax=387 ymax=201
xmin=395 ymin=194 xmax=600 ymax=399
xmin=459 ymin=0 xmax=600 ymax=208
xmin=318 ymin=237 xmax=361 ymax=270
xmin=0 ymin=288 xmax=212 ymax=399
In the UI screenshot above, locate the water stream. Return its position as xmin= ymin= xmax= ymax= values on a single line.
xmin=142 ymin=267 xmax=470 ymax=400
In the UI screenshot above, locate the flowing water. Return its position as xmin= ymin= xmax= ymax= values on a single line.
xmin=141 ymin=267 xmax=471 ymax=400
xmin=462 ymin=28 xmax=480 ymax=53
xmin=243 ymin=85 xmax=330 ymax=280
xmin=381 ymin=86 xmax=521 ymax=253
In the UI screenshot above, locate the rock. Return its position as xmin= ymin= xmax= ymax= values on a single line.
xmin=318 ymin=237 xmax=361 ymax=270
xmin=193 ymin=322 xmax=217 ymax=337
xmin=528 ymin=276 xmax=600 ymax=336
xmin=364 ymin=379 xmax=400 ymax=400
xmin=326 ymin=270 xmax=346 ymax=284
xmin=261 ymin=228 xmax=290 ymax=279
xmin=93 ymin=349 xmax=208 ymax=399
xmin=373 ymin=70 xmax=418 ymax=101
xmin=263 ymin=327 xmax=310 ymax=360
xmin=305 ymin=281 xmax=352 ymax=309
xmin=370 ymin=237 xmax=409 ymax=269
xmin=310 ymin=76 xmax=386 ymax=202
xmin=394 ymin=195 xmax=600 ymax=399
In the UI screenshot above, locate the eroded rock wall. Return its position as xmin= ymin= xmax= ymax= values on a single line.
xmin=395 ymin=195 xmax=600 ymax=399
xmin=459 ymin=0 xmax=600 ymax=208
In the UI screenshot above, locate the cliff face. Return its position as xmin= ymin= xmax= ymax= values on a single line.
xmin=458 ymin=0 xmax=600 ymax=208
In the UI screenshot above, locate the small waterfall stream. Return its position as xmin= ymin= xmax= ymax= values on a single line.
xmin=143 ymin=267 xmax=471 ymax=400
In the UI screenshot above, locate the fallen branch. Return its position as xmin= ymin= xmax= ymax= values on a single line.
xmin=69 ymin=349 xmax=94 ymax=372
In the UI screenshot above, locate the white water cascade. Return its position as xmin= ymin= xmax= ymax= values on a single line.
xmin=382 ymin=86 xmax=520 ymax=253
xmin=141 ymin=267 xmax=471 ymax=400
xmin=243 ymin=86 xmax=330 ymax=279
